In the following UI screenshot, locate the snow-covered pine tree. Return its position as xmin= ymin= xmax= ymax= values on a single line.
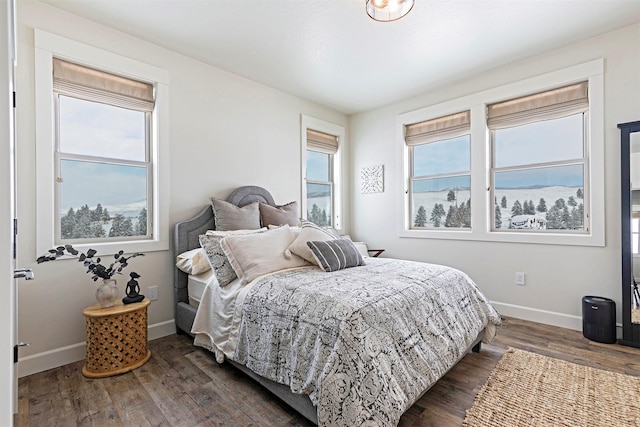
xmin=414 ymin=205 xmax=427 ymax=227
xmin=536 ymin=198 xmax=547 ymax=213
xmin=136 ymin=208 xmax=147 ymax=236
xmin=511 ymin=200 xmax=523 ymax=216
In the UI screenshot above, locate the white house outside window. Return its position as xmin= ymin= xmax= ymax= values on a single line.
xmin=488 ymin=82 xmax=589 ymax=233
xmin=53 ymin=58 xmax=154 ymax=244
xmin=406 ymin=111 xmax=471 ymax=230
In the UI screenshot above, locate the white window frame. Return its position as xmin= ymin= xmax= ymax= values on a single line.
xmin=397 ymin=59 xmax=604 ymax=246
xmin=409 ymin=127 xmax=472 ymax=231
xmin=300 ymin=115 xmax=345 ymax=232
xmin=35 ymin=29 xmax=170 ymax=256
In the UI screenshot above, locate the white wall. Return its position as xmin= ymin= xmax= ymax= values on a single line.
xmin=15 ymin=1 xmax=640 ymax=377
xmin=15 ymin=1 xmax=347 ymax=376
xmin=349 ymin=24 xmax=640 ymax=331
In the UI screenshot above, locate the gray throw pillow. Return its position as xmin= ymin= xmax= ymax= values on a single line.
xmin=307 ymin=238 xmax=365 ymax=272
xmin=259 ymin=201 xmax=299 ymax=227
xmin=210 ymin=198 xmax=260 ymax=231
xmin=198 ymin=234 xmax=238 ymax=287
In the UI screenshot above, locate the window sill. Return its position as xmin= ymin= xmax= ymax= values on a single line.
xmin=398 ymin=228 xmax=604 ymax=247
xmin=51 ymin=239 xmax=169 ymax=257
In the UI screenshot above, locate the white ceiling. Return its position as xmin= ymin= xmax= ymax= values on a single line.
xmin=41 ymin=0 xmax=640 ymax=114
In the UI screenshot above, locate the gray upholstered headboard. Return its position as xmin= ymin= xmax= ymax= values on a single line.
xmin=172 ymin=186 xmax=319 ymax=424
xmin=172 ymin=185 xmax=276 ymax=335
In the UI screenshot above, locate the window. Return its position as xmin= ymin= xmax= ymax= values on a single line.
xmin=397 ymin=59 xmax=604 ymax=246
xmin=54 ymin=59 xmax=153 ymax=243
xmin=406 ymin=111 xmax=471 ymax=229
xmin=301 ymin=115 xmax=344 ymax=230
xmin=35 ymin=30 xmax=169 ymax=255
xmin=489 ymin=82 xmax=588 ymax=233
xmin=305 ymin=129 xmax=337 ymax=226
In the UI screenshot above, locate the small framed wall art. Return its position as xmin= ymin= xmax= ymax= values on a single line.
xmin=361 ymin=164 xmax=384 ymax=194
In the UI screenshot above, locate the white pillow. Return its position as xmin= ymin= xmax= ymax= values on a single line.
xmin=199 ymin=228 xmax=266 ymax=287
xmin=205 ymin=228 xmax=266 ymax=236
xmin=268 ymin=224 xmax=302 ymax=236
xmin=351 ymin=241 xmax=370 ymax=258
xmin=287 ymin=221 xmax=340 ymax=265
xmin=220 ymin=225 xmax=307 ymax=285
xmin=176 ymin=248 xmax=211 ymax=275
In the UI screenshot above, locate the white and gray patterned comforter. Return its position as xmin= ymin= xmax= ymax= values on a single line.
xmin=228 ymin=258 xmax=501 ymax=426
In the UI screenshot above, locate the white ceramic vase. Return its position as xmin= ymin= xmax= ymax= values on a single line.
xmin=96 ymin=279 xmax=119 ymax=308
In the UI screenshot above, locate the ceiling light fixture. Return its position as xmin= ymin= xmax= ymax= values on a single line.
xmin=366 ymin=0 xmax=414 ymax=22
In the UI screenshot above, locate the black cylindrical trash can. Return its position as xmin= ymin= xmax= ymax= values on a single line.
xmin=582 ymin=296 xmax=616 ymax=344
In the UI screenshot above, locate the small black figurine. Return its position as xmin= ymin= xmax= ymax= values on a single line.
xmin=123 ymin=272 xmax=145 ymax=304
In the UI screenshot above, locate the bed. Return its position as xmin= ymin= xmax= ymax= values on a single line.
xmin=173 ymin=185 xmax=501 ymax=426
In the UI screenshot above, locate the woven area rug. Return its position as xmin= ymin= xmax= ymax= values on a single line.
xmin=462 ymin=348 xmax=640 ymax=426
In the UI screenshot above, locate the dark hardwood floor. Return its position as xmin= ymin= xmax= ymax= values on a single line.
xmin=15 ymin=317 xmax=640 ymax=427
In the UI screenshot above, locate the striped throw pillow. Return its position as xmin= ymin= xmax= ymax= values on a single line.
xmin=307 ymin=239 xmax=365 ymax=272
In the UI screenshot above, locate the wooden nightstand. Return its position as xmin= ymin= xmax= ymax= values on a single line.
xmin=82 ymin=299 xmax=151 ymax=378
xmin=367 ymin=249 xmax=385 ymax=257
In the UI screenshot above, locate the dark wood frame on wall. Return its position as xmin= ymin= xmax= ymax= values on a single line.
xmin=619 ymin=120 xmax=640 ymax=347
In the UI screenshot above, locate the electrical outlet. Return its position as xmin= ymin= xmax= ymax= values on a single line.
xmin=515 ymin=272 xmax=526 ymax=286
xmin=148 ymin=286 xmax=158 ymax=300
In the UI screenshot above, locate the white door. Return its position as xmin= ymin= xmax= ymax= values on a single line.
xmin=1 ymin=0 xmax=17 ymax=422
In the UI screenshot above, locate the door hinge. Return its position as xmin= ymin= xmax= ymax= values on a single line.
xmin=12 ymin=91 xmax=16 ymax=109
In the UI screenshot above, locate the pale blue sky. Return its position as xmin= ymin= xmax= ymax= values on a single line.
xmin=60 ymin=160 xmax=147 ymax=212
xmin=413 ymin=175 xmax=470 ymax=193
xmin=494 ymin=114 xmax=583 ymax=168
xmin=306 ymin=150 xmax=329 ymax=182
xmin=413 ymin=113 xmax=584 ymax=191
xmin=58 ymin=96 xmax=147 ymax=212
xmin=494 ymin=164 xmax=583 ymax=189
xmin=59 ymin=96 xmax=146 ymax=161
xmin=413 ymin=135 xmax=470 ymax=177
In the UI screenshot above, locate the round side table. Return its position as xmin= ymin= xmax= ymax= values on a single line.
xmin=82 ymin=299 xmax=151 ymax=378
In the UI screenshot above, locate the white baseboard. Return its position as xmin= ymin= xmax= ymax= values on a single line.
xmin=17 ymin=341 xmax=86 ymax=378
xmin=490 ymin=300 xmax=583 ymax=331
xmin=491 ymin=300 xmax=623 ymax=336
xmin=18 ymin=302 xmax=625 ymax=377
xmin=17 ymin=319 xmax=177 ymax=378
xmin=148 ymin=319 xmax=176 ymax=341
